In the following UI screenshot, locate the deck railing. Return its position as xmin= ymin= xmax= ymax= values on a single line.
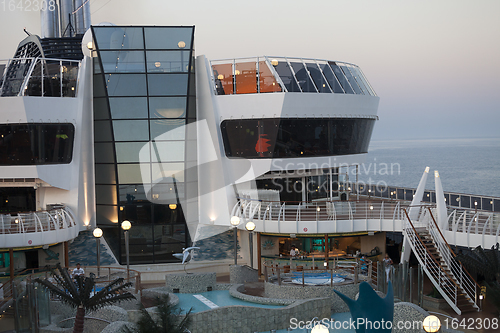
xmin=0 ymin=207 xmax=77 ymax=235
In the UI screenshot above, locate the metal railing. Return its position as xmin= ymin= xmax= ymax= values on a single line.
xmin=262 ymin=256 xmax=377 ymax=287
xmin=0 ymin=207 xmax=77 ymax=235
xmin=402 ymin=208 xmax=479 ymax=315
xmin=0 ymin=57 xmax=80 ymax=97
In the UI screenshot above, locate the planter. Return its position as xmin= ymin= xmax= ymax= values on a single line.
xmin=422 ymin=295 xmax=451 ymax=310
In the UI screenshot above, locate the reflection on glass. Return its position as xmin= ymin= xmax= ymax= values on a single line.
xmin=93 ymin=27 xmax=144 ymax=50
xmin=152 ymin=162 xmax=185 ymax=183
xmin=149 ymin=97 xmax=186 ymax=118
xmin=340 ymin=66 xmax=362 ymax=94
xmin=94 ymin=143 xmax=115 ymax=163
xmin=350 ymin=67 xmax=373 ymax=96
xmin=290 ymin=62 xmax=316 ymax=92
xmin=212 ymin=64 xmax=233 ymax=95
xmin=95 ymin=185 xmax=118 ymax=205
xmin=319 ymin=62 xmax=344 ymax=93
xmin=329 ymin=63 xmax=354 ymax=94
xmin=95 ymin=164 xmax=117 ymax=184
xmin=94 ymin=121 xmax=113 ymax=142
xmin=109 ymin=97 xmax=148 ymax=119
xmin=146 ymin=51 xmax=190 ymax=73
xmin=119 ymin=184 xmax=147 ymax=204
xmin=116 ymin=142 xmax=150 ymax=163
xmin=221 ymin=118 xmax=376 ymax=158
xmin=305 ymin=62 xmax=330 ymax=93
xmin=96 ymin=205 xmax=118 ymax=225
xmin=273 ymin=59 xmax=301 ymax=92
xmin=94 ymin=98 xmax=110 ymax=120
xmin=112 ymin=120 xmax=149 ymax=141
xmin=105 ymin=74 xmax=147 ymax=96
xmin=144 ymin=27 xmax=193 ymax=50
xmin=151 ymin=141 xmax=185 ymax=162
xmin=150 ymin=118 xmax=185 ymax=140
xmin=118 ymin=164 xmax=150 ymax=184
xmin=258 ymin=61 xmax=282 ymax=93
xmin=100 ymin=51 xmax=145 ymax=73
xmin=147 ymin=74 xmax=188 ymax=96
xmin=235 ymin=62 xmax=257 ymax=94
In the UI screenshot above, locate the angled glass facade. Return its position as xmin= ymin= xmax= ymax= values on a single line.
xmin=92 ymin=26 xmax=196 ymax=264
xmin=211 ymin=57 xmax=376 ymax=96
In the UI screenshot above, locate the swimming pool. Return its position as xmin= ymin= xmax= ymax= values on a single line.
xmin=289 ymin=272 xmax=346 ymax=286
xmin=174 ymin=290 xmax=286 ymax=313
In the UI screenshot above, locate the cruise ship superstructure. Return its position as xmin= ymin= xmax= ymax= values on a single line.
xmin=1 ymin=2 xmax=499 ymax=316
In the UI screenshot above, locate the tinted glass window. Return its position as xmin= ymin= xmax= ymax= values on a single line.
xmin=0 ymin=124 xmax=74 ymax=165
xmin=273 ymin=60 xmax=301 ymax=92
xmin=320 ymin=63 xmax=344 ymax=93
xmin=149 ymin=97 xmax=186 ymax=119
xmin=116 ymin=142 xmax=150 ymax=163
xmin=112 ymin=120 xmax=149 ymax=141
xmin=93 ymin=27 xmax=144 ymax=50
xmin=329 ymin=63 xmax=354 ymax=94
xmin=109 ymin=97 xmax=148 ymax=119
xmin=340 ymin=66 xmax=362 ymax=94
xmin=100 ymin=51 xmax=145 ymax=73
xmin=305 ymin=63 xmax=330 ymax=93
xmin=95 ymin=164 xmax=117 ymax=184
xmin=144 ymin=27 xmax=193 ymax=49
xmin=148 ymin=74 xmax=188 ymax=96
xmin=106 ymin=74 xmax=147 ymax=96
xmin=221 ymin=118 xmax=375 ymax=158
xmin=290 ymin=62 xmax=316 ymax=92
xmin=146 ymin=51 xmax=190 ymax=73
xmin=150 ymin=119 xmax=185 ymax=140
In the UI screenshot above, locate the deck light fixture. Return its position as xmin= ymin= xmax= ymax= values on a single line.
xmin=93 ymin=227 xmax=103 ymax=276
xmin=122 ymin=220 xmax=131 ymax=281
xmin=271 ymin=59 xmax=278 ymax=66
xmin=422 ymin=315 xmax=441 ymax=333
xmin=169 ymin=204 xmax=177 ymax=210
xmin=178 ymin=41 xmax=186 ymax=48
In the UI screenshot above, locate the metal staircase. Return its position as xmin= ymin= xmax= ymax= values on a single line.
xmin=403 ymin=206 xmax=480 ymax=315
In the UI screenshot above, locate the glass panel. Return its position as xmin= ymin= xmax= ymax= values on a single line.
xmin=118 ymin=164 xmax=150 ymax=184
xmin=152 ymin=162 xmax=185 ymax=183
xmin=112 ymin=120 xmax=149 ymax=141
xmin=150 ymin=118 xmax=185 ymax=140
xmin=290 ymin=61 xmax=316 ymax=92
xmin=150 ymin=183 xmax=184 ymax=205
xmin=62 ymin=62 xmax=78 ymax=97
xmin=273 ymin=59 xmax=301 ymax=92
xmin=99 ymin=51 xmax=145 ymax=73
xmin=109 ymin=97 xmax=148 ymax=119
xmin=235 ymin=61 xmax=257 ymax=94
xmin=144 ymin=27 xmax=193 ymax=50
xmin=94 ymin=143 xmax=115 ymax=163
xmin=305 ymin=62 xmax=331 ymax=93
xmin=221 ymin=118 xmax=376 ymax=158
xmin=94 ymin=120 xmax=113 ymax=142
xmin=212 ymin=64 xmax=233 ymax=95
xmin=119 ymin=184 xmax=147 ymax=204
xmin=349 ymin=66 xmax=371 ymax=95
xmin=319 ymin=62 xmax=343 ymax=93
xmin=151 ymin=141 xmax=185 ymax=162
xmin=0 ymin=124 xmax=74 ymax=165
xmin=149 ymin=97 xmax=186 ymax=119
xmin=357 ymin=68 xmax=376 ymax=96
xmin=147 ymin=74 xmax=188 ymax=96
xmin=95 ymin=164 xmax=117 ymax=184
xmin=329 ymin=63 xmax=354 ymax=94
xmin=94 ymin=98 xmax=109 ymax=120
xmin=187 ymin=96 xmax=196 ymax=118
xmin=93 ymin=74 xmax=106 ymax=97
xmin=340 ymin=65 xmax=362 ymax=94
xmin=146 ymin=51 xmax=190 ymax=73
xmin=105 ymin=74 xmax=147 ymax=96
xmin=44 ymin=60 xmax=62 ymax=97
xmin=258 ymin=61 xmax=281 ymax=93
xmin=96 ymin=205 xmax=118 ymax=225
xmin=93 ymin=27 xmax=144 ymax=50
xmin=116 ymin=142 xmax=150 ymax=163
xmin=95 ymin=185 xmax=117 ymax=205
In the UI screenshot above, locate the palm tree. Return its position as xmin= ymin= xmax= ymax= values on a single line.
xmin=35 ymin=263 xmax=136 ymax=333
xmin=123 ymin=294 xmax=191 ymax=333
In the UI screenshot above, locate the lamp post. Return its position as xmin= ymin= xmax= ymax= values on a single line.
xmin=121 ymin=220 xmax=131 ymax=282
xmin=230 ymin=216 xmax=240 ymax=265
xmin=245 ymin=221 xmax=256 ymax=268
xmin=93 ymin=227 xmax=103 ymax=277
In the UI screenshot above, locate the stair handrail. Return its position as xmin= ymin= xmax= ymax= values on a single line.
xmin=403 ymin=208 xmax=462 ymax=313
xmin=425 ymin=207 xmax=480 ymax=306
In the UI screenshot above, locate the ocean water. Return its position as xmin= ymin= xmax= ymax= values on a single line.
xmin=356 ymin=138 xmax=500 ymax=197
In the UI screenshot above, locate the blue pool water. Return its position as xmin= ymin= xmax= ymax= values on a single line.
xmin=174 ymin=290 xmax=285 ymax=313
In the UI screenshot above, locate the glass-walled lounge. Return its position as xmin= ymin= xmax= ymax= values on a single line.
xmin=210 ymin=56 xmax=376 ymax=96
xmin=92 ymin=26 xmax=196 ymax=264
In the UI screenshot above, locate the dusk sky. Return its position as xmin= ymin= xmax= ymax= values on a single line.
xmin=1 ymin=0 xmax=499 ymax=140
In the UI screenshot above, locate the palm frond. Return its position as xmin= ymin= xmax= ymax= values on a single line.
xmin=86 ymin=293 xmax=136 ymax=313
xmin=34 ymin=278 xmax=79 ymax=308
